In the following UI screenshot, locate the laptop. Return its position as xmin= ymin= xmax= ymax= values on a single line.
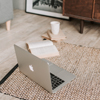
xmin=14 ymin=44 xmax=75 ymax=93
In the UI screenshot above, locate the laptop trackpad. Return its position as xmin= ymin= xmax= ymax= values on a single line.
xmin=49 ymin=64 xmax=63 ymax=74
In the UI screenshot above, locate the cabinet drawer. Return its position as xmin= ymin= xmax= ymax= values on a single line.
xmin=94 ymin=4 xmax=100 ymax=20
xmin=95 ymin=13 xmax=100 ymax=19
xmin=63 ymin=0 xmax=93 ymax=18
xmin=95 ymin=0 xmax=100 ymax=4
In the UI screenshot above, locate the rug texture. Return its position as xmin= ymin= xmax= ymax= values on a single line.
xmin=0 ymin=42 xmax=100 ymax=100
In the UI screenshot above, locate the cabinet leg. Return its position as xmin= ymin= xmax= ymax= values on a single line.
xmin=6 ymin=20 xmax=11 ymax=31
xmin=80 ymin=20 xmax=84 ymax=34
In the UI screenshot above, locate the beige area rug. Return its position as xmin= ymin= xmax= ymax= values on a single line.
xmin=0 ymin=42 xmax=100 ymax=100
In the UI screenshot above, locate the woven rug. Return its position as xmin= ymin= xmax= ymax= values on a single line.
xmin=0 ymin=42 xmax=100 ymax=100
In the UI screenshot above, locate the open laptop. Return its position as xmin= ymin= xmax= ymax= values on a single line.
xmin=14 ymin=44 xmax=75 ymax=93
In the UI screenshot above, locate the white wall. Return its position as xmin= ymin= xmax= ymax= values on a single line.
xmin=13 ymin=0 xmax=25 ymax=10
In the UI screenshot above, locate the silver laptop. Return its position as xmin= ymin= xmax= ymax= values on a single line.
xmin=14 ymin=44 xmax=75 ymax=93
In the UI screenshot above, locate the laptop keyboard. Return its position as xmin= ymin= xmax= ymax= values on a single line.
xmin=50 ymin=73 xmax=65 ymax=90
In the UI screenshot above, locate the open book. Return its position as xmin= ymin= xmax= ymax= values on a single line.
xmin=26 ymin=40 xmax=59 ymax=58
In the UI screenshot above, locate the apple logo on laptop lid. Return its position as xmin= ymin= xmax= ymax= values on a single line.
xmin=29 ymin=65 xmax=34 ymax=72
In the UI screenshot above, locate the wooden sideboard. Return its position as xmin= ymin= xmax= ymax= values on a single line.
xmin=63 ymin=0 xmax=100 ymax=33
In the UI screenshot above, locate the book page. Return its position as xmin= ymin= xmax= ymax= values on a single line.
xmin=30 ymin=45 xmax=59 ymax=58
xmin=27 ymin=40 xmax=53 ymax=49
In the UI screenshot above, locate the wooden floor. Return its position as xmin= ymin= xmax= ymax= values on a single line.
xmin=0 ymin=9 xmax=100 ymax=100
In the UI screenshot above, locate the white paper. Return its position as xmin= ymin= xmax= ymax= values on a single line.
xmin=30 ymin=45 xmax=59 ymax=57
xmin=27 ymin=40 xmax=53 ymax=49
